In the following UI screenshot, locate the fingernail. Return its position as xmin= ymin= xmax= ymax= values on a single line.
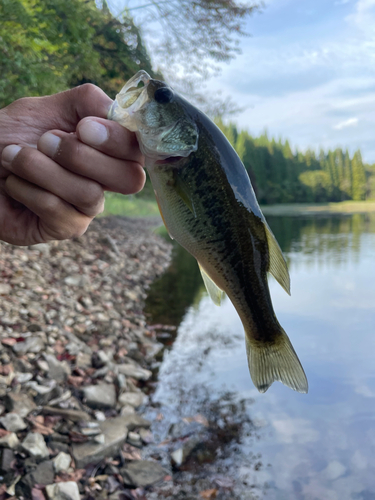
xmin=2 ymin=145 xmax=22 ymax=167
xmin=79 ymin=120 xmax=108 ymax=146
xmin=39 ymin=132 xmax=61 ymax=158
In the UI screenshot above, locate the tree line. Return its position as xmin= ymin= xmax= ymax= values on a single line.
xmin=216 ymin=121 xmax=375 ymax=204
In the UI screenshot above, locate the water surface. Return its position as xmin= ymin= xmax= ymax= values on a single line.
xmin=145 ymin=214 xmax=375 ymax=500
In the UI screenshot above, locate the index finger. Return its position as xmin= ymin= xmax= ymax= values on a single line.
xmin=76 ymin=117 xmax=144 ymax=164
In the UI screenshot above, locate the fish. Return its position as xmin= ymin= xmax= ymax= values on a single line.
xmin=108 ymin=70 xmax=308 ymax=394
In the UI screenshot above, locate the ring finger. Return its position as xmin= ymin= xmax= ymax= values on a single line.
xmin=1 ymin=145 xmax=104 ymax=217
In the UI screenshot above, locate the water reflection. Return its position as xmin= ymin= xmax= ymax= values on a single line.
xmin=145 ymin=214 xmax=375 ymax=499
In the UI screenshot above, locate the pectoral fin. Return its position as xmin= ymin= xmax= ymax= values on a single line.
xmin=264 ymin=223 xmax=291 ymax=295
xmin=173 ymin=174 xmax=196 ymax=217
xmin=198 ymin=263 xmax=224 ymax=306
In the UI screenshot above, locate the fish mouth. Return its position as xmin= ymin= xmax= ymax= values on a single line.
xmin=155 ymin=156 xmax=185 ymax=165
xmin=108 ymin=70 xmax=151 ymax=131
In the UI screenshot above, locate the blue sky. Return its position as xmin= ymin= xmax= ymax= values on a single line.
xmin=208 ymin=0 xmax=375 ymax=163
xmin=111 ymin=0 xmax=375 ymax=163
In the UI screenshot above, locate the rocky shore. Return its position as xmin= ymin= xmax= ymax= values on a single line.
xmin=0 ymin=216 xmax=173 ymax=500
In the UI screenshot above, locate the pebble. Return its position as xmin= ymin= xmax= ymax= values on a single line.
xmin=0 ymin=432 xmax=19 ymax=449
xmin=53 ymin=451 xmax=72 ymax=473
xmin=45 ymin=481 xmax=81 ymax=500
xmin=21 ymin=432 xmax=50 ymax=459
xmin=0 ymin=412 xmax=27 ymax=432
xmin=72 ymin=415 xmax=129 ymax=468
xmin=12 ymin=336 xmax=45 ymax=355
xmin=4 ymin=392 xmax=37 ymax=417
xmin=115 ymin=363 xmax=152 ymax=380
xmin=121 ymin=460 xmax=167 ymax=487
xmin=118 ymin=391 xmax=147 ymax=408
xmin=44 ymin=353 xmax=71 ymax=382
xmin=83 ymin=383 xmax=117 ymax=409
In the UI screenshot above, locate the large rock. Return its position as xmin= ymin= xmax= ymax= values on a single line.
xmin=21 ymin=432 xmax=50 ymax=460
xmin=83 ymin=383 xmax=117 ymax=409
xmin=72 ymin=415 xmax=129 ymax=468
xmin=121 ymin=460 xmax=167 ymax=487
xmin=45 ymin=481 xmax=80 ymax=500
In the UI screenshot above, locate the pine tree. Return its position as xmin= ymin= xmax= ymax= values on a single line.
xmin=351 ymin=150 xmax=367 ymax=200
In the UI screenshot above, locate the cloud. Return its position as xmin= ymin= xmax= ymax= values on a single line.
xmin=272 ymin=418 xmax=320 ymax=444
xmin=333 ymin=117 xmax=359 ymax=129
xmin=346 ymin=0 xmax=375 ymax=32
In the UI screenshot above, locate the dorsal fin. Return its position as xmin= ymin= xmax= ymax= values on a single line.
xmin=198 ymin=262 xmax=224 ymax=306
xmin=264 ymin=223 xmax=291 ymax=295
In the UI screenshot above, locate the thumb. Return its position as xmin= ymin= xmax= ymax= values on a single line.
xmin=52 ymin=84 xmax=113 ymax=130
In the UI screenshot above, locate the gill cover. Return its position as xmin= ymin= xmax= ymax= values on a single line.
xmin=108 ymin=71 xmax=199 ymax=160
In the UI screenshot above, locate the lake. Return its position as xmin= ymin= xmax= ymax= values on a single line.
xmin=145 ymin=213 xmax=375 ymax=500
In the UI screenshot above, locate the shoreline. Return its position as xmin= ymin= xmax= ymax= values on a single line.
xmin=261 ymin=201 xmax=375 ymax=216
xmin=0 ymin=216 xmax=174 ymax=499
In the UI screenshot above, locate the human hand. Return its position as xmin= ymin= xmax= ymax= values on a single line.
xmin=0 ymin=84 xmax=145 ymax=246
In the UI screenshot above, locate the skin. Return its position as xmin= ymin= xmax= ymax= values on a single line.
xmin=0 ymin=84 xmax=145 ymax=246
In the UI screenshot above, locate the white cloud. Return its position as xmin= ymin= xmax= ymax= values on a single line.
xmin=346 ymin=0 xmax=375 ymax=33
xmin=333 ymin=117 xmax=359 ymax=129
xmin=273 ymin=418 xmax=319 ymax=444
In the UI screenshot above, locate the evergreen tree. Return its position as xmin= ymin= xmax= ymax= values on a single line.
xmin=351 ymin=150 xmax=367 ymax=201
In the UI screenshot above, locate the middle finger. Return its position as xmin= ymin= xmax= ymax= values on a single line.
xmin=38 ymin=130 xmax=146 ymax=194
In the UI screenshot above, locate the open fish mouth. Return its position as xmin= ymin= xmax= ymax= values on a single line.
xmin=108 ymin=70 xmax=151 ymax=131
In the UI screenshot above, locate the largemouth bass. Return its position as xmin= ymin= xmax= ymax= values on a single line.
xmin=109 ymin=71 xmax=308 ymax=394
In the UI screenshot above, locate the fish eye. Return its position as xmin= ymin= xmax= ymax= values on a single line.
xmin=154 ymin=87 xmax=174 ymax=104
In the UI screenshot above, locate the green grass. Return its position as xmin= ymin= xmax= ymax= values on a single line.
xmin=101 ymin=193 xmax=160 ymax=218
xmin=101 ymin=193 xmax=375 ymax=219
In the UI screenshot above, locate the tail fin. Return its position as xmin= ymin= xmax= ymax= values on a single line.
xmin=245 ymin=329 xmax=308 ymax=394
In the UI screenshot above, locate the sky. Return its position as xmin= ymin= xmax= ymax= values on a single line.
xmin=110 ymin=0 xmax=375 ymax=164
xmin=208 ymin=0 xmax=375 ymax=164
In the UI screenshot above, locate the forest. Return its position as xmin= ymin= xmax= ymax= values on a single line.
xmin=1 ymin=0 xmax=374 ymax=204
xmin=216 ymin=121 xmax=375 ymax=204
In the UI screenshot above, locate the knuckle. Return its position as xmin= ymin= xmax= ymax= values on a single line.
xmin=76 ymin=181 xmax=104 ymax=214
xmin=77 ymin=83 xmax=102 ymax=101
xmin=45 ymin=218 xmax=90 ymax=241
xmin=10 ymin=148 xmax=38 ymax=177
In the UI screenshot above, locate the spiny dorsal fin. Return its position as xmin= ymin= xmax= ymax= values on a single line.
xmin=264 ymin=223 xmax=291 ymax=295
xmin=198 ymin=262 xmax=224 ymax=306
